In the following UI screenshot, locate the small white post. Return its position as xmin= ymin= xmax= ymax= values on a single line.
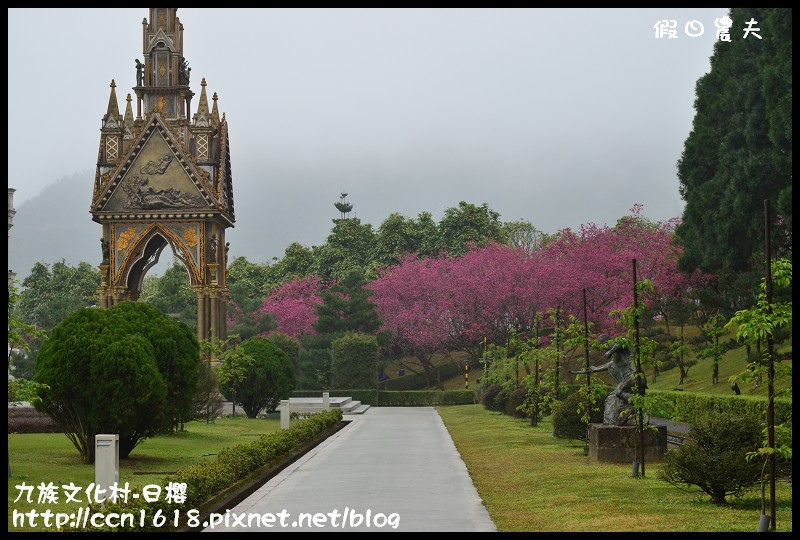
xmin=280 ymin=399 xmax=290 ymax=430
xmin=322 ymin=391 xmax=330 ymax=410
xmin=95 ymin=434 xmax=119 ymax=502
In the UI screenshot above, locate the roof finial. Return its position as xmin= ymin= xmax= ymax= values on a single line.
xmin=211 ymin=92 xmax=220 ymax=127
xmin=104 ymin=79 xmax=120 ymax=122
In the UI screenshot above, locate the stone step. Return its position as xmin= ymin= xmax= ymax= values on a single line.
xmin=286 ymin=397 xmax=353 ymax=409
xmin=339 ymin=400 xmax=362 ymax=412
xmin=277 ymin=396 xmax=370 ymax=415
xmin=347 ymin=403 xmax=371 ymax=415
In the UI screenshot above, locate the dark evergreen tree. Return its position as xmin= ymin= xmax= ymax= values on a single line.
xmin=34 ymin=302 xmax=199 ymax=463
xmin=314 ymin=270 xmax=383 ymax=337
xmin=311 ymin=218 xmax=376 ymax=281
xmin=334 ymin=192 xmax=353 ymax=220
xmin=676 ymin=8 xmax=791 ymax=282
xmin=300 ymin=270 xmax=387 ymax=388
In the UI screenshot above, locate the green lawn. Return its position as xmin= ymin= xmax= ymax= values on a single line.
xmin=8 ymin=417 xmax=282 ymax=532
xmin=436 ymin=404 xmax=792 ymax=532
xmin=648 ymin=340 xmax=792 ymax=398
xmin=433 ymin=335 xmax=792 ymax=397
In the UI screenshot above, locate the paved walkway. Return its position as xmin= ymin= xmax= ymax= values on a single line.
xmin=649 ymin=417 xmax=690 ymax=435
xmin=203 ymin=407 xmax=496 ymax=532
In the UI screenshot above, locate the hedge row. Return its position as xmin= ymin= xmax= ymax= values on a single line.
xmin=647 ymin=390 xmax=793 ymax=425
xmin=75 ymin=409 xmax=343 ymax=532
xmin=292 ymin=390 xmax=478 ymax=406
xmin=373 ymin=390 xmax=477 ymax=406
xmin=8 ymin=406 xmax=61 ymax=433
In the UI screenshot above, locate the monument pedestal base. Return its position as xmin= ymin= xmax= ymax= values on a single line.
xmin=588 ymin=424 xmax=668 ymax=462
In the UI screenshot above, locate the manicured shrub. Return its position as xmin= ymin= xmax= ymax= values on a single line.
xmin=34 ymin=303 xmax=199 ymax=463
xmin=658 ymin=410 xmax=763 ymax=504
xmin=380 ymin=362 xmax=463 ymax=391
xmin=648 ymin=390 xmax=791 ymax=425
xmin=493 ymin=387 xmax=511 ymax=413
xmin=7 ymin=406 xmax=60 ymax=433
xmin=291 ymin=389 xmax=477 ymax=406
xmin=504 ymin=386 xmax=529 ymax=418
xmin=331 ymin=332 xmax=379 ymax=389
xmin=481 ymin=383 xmax=503 ymax=411
xmin=76 ymin=409 xmax=343 ymax=532
xmin=218 ymin=336 xmax=295 ymax=418
xmin=552 ymin=390 xmax=604 ymax=440
xmin=267 ymin=332 xmax=301 ymax=372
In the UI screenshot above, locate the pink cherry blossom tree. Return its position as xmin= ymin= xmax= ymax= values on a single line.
xmin=259 ymin=275 xmax=324 ymax=338
xmin=371 ymin=206 xmax=711 ymax=366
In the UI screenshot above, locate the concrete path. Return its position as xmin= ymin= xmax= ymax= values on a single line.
xmin=203 ymin=407 xmax=496 ymax=532
xmin=649 ymin=417 xmax=690 ymax=435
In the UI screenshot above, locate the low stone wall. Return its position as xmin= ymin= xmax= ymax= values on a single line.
xmin=588 ymin=423 xmax=667 ymax=463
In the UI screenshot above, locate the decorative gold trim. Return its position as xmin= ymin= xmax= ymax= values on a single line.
xmin=184 ymin=227 xmax=198 ymax=248
xmin=117 ymin=227 xmax=137 ymax=251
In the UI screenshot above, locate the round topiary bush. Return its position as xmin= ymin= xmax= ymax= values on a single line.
xmin=505 ymin=386 xmax=529 ymax=418
xmin=552 ymin=389 xmax=605 ymax=440
xmin=34 ymin=302 xmax=199 ymax=463
xmin=481 ymin=383 xmax=503 ymax=411
xmin=493 ymin=387 xmax=511 ymax=413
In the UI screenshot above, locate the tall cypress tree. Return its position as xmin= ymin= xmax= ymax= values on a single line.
xmin=676 ymin=8 xmax=792 ymax=280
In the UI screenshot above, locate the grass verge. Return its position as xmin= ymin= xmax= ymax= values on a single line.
xmin=436 ymin=404 xmax=792 ymax=532
xmin=8 ymin=417 xmax=282 ymax=532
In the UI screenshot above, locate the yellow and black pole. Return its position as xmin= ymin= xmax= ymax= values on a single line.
xmin=482 ymin=336 xmax=488 ymax=383
xmin=465 ymin=361 xmax=469 ymax=390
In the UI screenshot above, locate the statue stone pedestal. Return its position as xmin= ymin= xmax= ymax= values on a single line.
xmin=588 ymin=424 xmax=668 ymax=462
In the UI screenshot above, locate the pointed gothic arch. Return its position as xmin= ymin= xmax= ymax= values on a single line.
xmin=121 ymin=224 xmax=200 ymax=296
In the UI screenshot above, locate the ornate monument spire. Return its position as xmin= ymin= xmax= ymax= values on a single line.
xmin=90 ymin=8 xmax=235 ymax=345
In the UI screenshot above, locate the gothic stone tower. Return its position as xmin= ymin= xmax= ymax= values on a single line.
xmin=91 ymin=8 xmax=234 ymax=343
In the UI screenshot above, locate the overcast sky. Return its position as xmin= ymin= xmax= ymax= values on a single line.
xmin=8 ymin=8 xmax=730 ymax=266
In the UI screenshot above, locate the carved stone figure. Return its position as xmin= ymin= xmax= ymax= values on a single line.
xmin=139 ymin=155 xmax=173 ymax=175
xmin=178 ymin=56 xmax=191 ymax=85
xmin=101 ymin=238 xmax=110 ymax=265
xmin=135 ymin=59 xmax=144 ymax=86
xmin=570 ymin=336 xmax=644 ymax=426
xmin=209 ymin=234 xmax=218 ymax=263
xmin=144 ymin=186 xmax=183 ymax=208
xmin=122 ymin=176 xmax=203 ymax=210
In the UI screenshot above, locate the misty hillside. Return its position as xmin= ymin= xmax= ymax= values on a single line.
xmin=9 ymin=172 xmax=103 ymax=284
xmin=7 ymin=167 xmax=335 ymax=285
xmin=7 ymin=161 xmax=557 ymax=287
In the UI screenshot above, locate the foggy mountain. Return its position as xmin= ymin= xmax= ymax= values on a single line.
xmin=9 ymin=172 xmax=103 ymax=285
xmin=8 ymin=155 xmax=625 ymax=287
xmin=8 ymin=158 xmax=518 ymax=286
xmin=7 ymin=168 xmax=353 ymax=286
xmin=8 ymin=166 xmax=359 ymax=285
